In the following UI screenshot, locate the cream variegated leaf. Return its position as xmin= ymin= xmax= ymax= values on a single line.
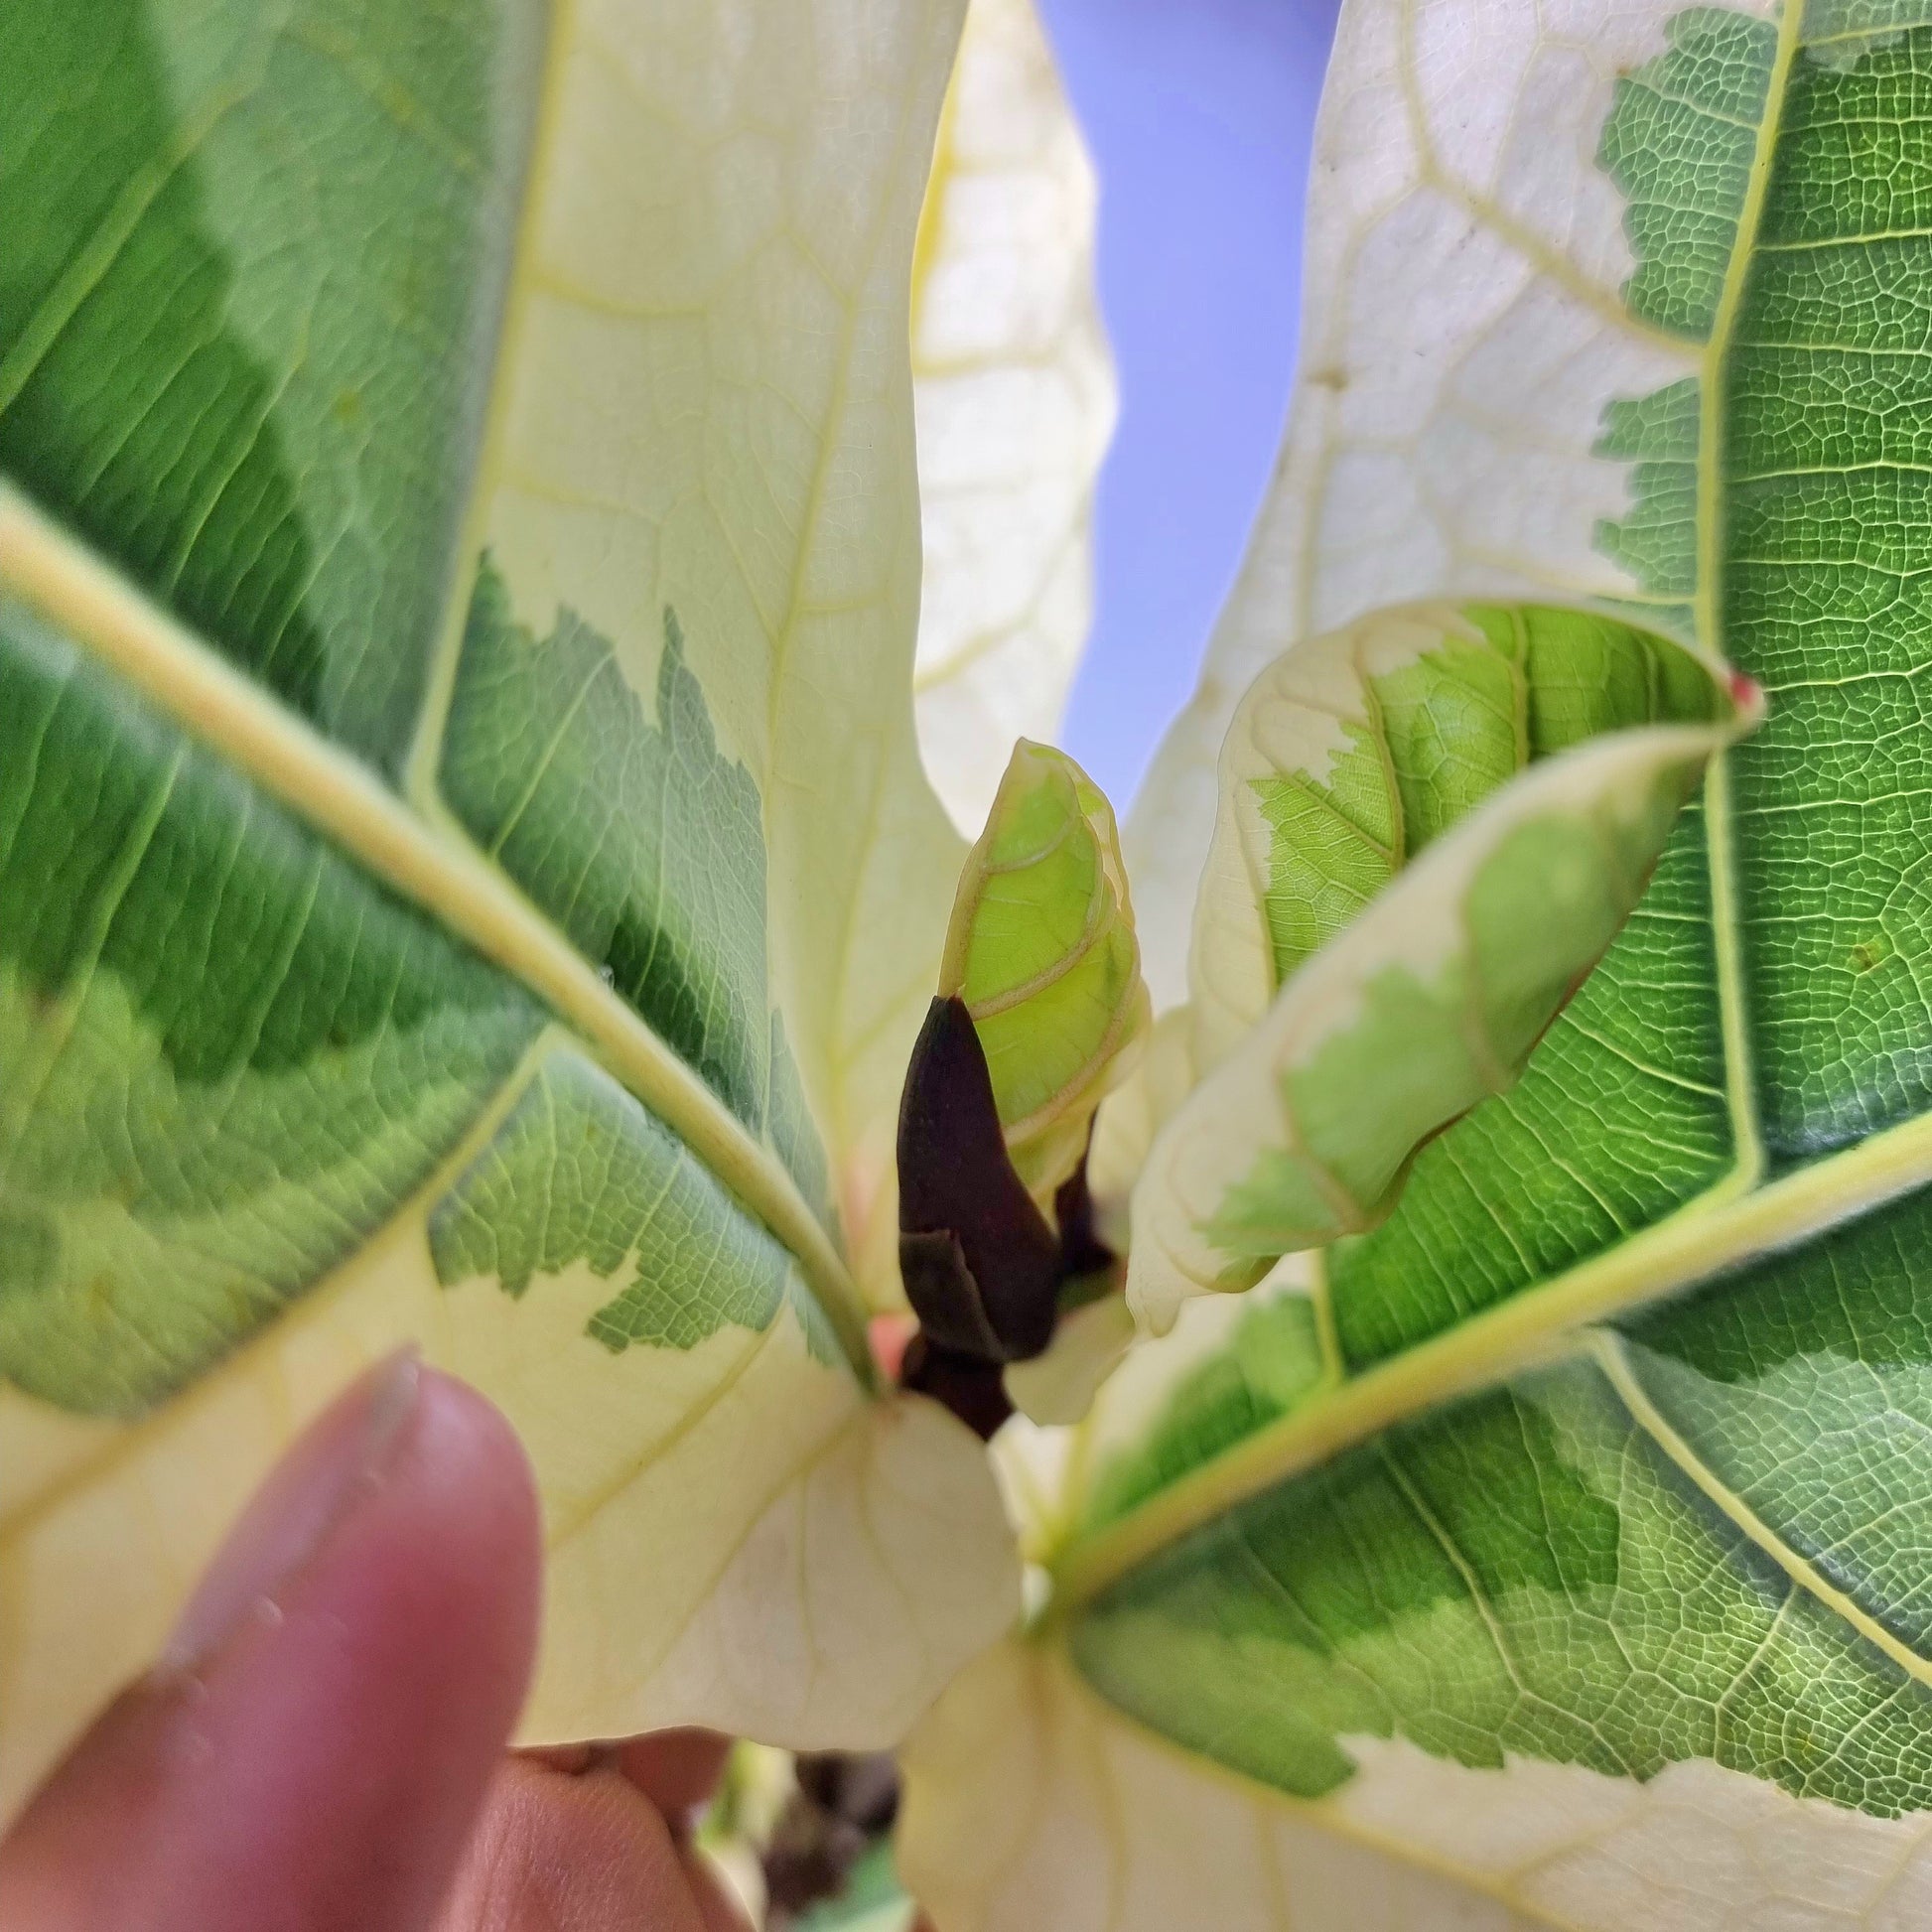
xmin=898 ymin=1639 xmax=1546 ymax=1932
xmin=0 ymin=0 xmax=1019 ymax=1816
xmin=909 ymin=0 xmax=1116 ymax=836
xmin=1122 ymin=0 xmax=1720 ymax=995
xmin=1182 ymin=601 xmax=1741 ymax=1070
xmin=903 ymin=0 xmax=1932 ymax=1924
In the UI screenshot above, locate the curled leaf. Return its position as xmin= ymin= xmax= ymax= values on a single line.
xmin=896 ymin=743 xmax=1146 ymax=1430
xmin=939 ymin=740 xmax=1151 ymax=1206
xmin=1128 ymin=605 xmax=1759 ymax=1333
xmin=1187 ymin=600 xmax=1744 ymax=1069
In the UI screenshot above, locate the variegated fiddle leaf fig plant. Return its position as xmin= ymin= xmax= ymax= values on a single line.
xmin=7 ymin=0 xmax=1932 ymax=1926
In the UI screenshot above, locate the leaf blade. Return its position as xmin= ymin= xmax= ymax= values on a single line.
xmin=905 ymin=0 xmax=1932 ymax=1916
xmin=0 ymin=0 xmax=1023 ymax=1812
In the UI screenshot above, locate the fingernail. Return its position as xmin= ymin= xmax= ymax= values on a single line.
xmin=159 ymin=1348 xmax=423 ymax=1676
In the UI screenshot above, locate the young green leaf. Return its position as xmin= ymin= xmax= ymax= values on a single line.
xmin=896 ymin=739 xmax=1145 ymax=1429
xmin=1129 ymin=605 xmax=1754 ymax=1332
xmin=0 ymin=0 xmax=1026 ymax=1813
xmin=939 ymin=740 xmax=1150 ymax=1207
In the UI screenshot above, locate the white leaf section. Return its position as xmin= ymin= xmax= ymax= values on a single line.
xmin=900 ymin=1642 xmax=1932 ymax=1932
xmin=1119 ymin=0 xmax=1754 ymax=1007
xmin=0 ymin=1173 xmax=1018 ymax=1815
xmin=897 ymin=1640 xmax=1539 ymax=1932
xmin=599 ymin=1393 xmax=1019 ymax=1746
xmin=1329 ymin=1734 xmax=1932 ymax=1932
xmin=1004 ymin=1295 xmax=1136 ymax=1427
xmin=1086 ymin=1004 xmax=1197 ymax=1236
xmin=909 ymin=0 xmax=1116 ymax=835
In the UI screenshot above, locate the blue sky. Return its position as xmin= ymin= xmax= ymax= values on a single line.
xmin=1037 ymin=0 xmax=1344 ymax=805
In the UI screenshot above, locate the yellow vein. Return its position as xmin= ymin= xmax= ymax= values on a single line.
xmin=1694 ymin=0 xmax=1805 ymax=1187
xmin=0 ymin=483 xmax=874 ymax=1383
xmin=1046 ymin=1099 xmax=1932 ymax=1611
xmin=1591 ymin=1329 xmax=1932 ymax=1690
xmin=1702 ymin=758 xmax=1763 ymax=1191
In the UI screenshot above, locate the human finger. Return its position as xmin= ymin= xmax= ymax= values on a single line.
xmin=0 ymin=1354 xmax=542 ymax=1932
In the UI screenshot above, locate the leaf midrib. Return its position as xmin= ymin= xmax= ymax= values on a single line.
xmin=1694 ymin=0 xmax=1807 ymax=1193
xmin=1048 ymin=1103 xmax=1932 ymax=1612
xmin=1589 ymin=1329 xmax=1932 ymax=1690
xmin=0 ymin=480 xmax=874 ymax=1382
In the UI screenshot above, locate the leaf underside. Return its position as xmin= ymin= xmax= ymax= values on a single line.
xmin=964 ymin=1 xmax=1932 ymax=1924
xmin=0 ymin=0 xmax=1018 ymax=1814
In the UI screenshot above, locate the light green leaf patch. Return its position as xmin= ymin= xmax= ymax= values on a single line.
xmin=440 ymin=560 xmax=834 ymax=1227
xmin=428 ymin=1048 xmax=841 ymax=1362
xmin=0 ymin=0 xmax=1023 ymax=1821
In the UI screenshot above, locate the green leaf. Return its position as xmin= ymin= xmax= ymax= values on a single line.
xmin=0 ymin=0 xmax=1024 ymax=1814
xmin=914 ymin=0 xmax=1932 ymax=1922
xmin=791 ymin=1841 xmax=918 ymax=1932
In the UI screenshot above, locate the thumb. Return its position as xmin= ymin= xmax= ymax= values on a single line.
xmin=0 ymin=1352 xmax=542 ymax=1932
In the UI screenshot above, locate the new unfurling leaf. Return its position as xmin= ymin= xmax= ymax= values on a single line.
xmin=897 ymin=742 xmax=1146 ymax=1430
xmin=939 ymin=740 xmax=1150 ymax=1208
